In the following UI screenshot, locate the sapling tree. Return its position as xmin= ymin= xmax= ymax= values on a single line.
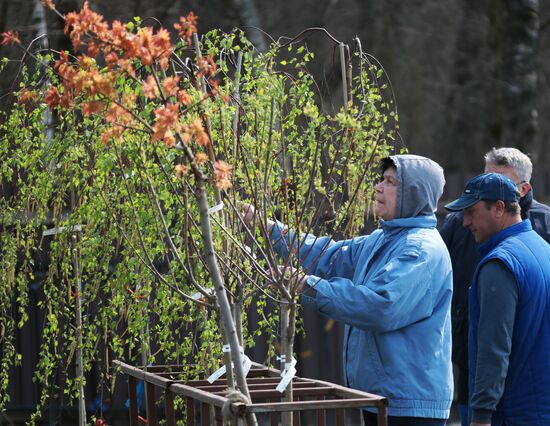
xmin=0 ymin=1 xmax=398 ymax=424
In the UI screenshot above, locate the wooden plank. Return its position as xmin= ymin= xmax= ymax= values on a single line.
xmin=248 ymin=398 xmax=378 ymax=413
xmin=212 ymin=387 xmax=334 ymax=399
xmin=215 ymin=406 xmax=223 ymax=426
xmin=293 ymin=395 xmax=301 ymax=425
xmin=336 ymin=408 xmax=345 ymax=426
xmin=305 ymin=376 xmax=386 ymax=404
xmin=116 ymin=360 xmax=387 ymax=423
xmin=115 ymin=361 xmax=173 ymax=388
xmin=132 ymin=364 xmax=187 ymax=373
xmin=200 ymin=403 xmax=209 ymax=426
xmin=317 ymin=396 xmax=326 ymax=426
xmin=186 ymin=397 xmax=195 ymax=426
xmin=269 ymin=399 xmax=278 ymax=426
xmin=184 ymin=377 xmax=283 ymax=387
xmin=170 ymin=383 xmax=228 ymax=407
xmin=128 ymin=376 xmax=138 ymax=426
xmin=250 ymin=361 xmax=282 ymax=377
xmin=202 ymin=383 xmax=327 ymax=394
xmin=146 ymin=382 xmax=158 ymax=426
xmin=155 ymin=371 xmax=188 ymax=379
xmin=164 ymin=389 xmax=176 ymax=426
xmin=377 ymin=404 xmax=388 ymax=426
xmin=143 ymin=373 xmax=173 ymax=389
xmin=253 ymin=387 xmax=332 ymax=398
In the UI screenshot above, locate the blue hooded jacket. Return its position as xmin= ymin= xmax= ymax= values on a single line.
xmin=271 ymin=155 xmax=453 ymax=418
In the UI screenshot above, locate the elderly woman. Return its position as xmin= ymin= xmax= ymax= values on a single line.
xmin=244 ymin=154 xmax=453 ymax=426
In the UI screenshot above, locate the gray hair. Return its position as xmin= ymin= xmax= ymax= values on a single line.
xmin=484 ymin=147 xmax=532 ymax=183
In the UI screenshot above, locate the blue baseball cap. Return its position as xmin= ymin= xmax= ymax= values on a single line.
xmin=445 ymin=172 xmax=519 ymax=211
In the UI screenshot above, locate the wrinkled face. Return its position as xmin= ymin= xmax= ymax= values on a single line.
xmin=375 ymin=166 xmax=398 ymax=221
xmin=463 ymin=200 xmax=501 ymax=243
xmin=485 ymin=163 xmax=530 ymax=198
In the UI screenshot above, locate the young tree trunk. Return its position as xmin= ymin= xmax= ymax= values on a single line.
xmin=192 ymin=33 xmax=237 ymax=391
xmin=280 ymin=299 xmax=297 ymax=425
xmin=196 ymin=180 xmax=257 ymax=425
xmin=72 ymin=237 xmax=87 ymax=426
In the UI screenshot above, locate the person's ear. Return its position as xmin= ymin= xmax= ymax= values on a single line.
xmin=494 ymin=200 xmax=506 ymax=218
xmin=518 ymin=181 xmax=531 ymax=198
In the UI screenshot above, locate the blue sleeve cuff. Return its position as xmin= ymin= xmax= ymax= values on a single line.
xmin=269 ymin=220 xmax=294 ymax=259
xmin=270 ymin=220 xmax=285 ymax=240
xmin=300 ymin=275 xmax=321 ymax=307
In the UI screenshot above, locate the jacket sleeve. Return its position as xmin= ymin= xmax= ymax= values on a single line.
xmin=301 ymin=243 xmax=438 ymax=332
xmin=470 ymin=261 xmax=518 ymax=424
xmin=527 ymin=200 xmax=550 ymax=243
xmin=439 ymin=212 xmax=461 ymax=247
xmin=270 ymin=220 xmax=370 ymax=280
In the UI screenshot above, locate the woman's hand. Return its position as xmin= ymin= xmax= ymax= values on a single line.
xmin=267 ymin=264 xmax=308 ymax=293
xmin=239 ymin=202 xmax=275 ymax=233
xmin=240 ymin=202 xmax=256 ymax=227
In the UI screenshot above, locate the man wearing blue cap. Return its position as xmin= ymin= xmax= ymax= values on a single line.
xmin=446 ymin=172 xmax=550 ymax=426
xmin=440 ymin=148 xmax=550 ymax=426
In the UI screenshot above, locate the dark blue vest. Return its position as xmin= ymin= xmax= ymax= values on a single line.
xmin=469 ymin=220 xmax=550 ymax=424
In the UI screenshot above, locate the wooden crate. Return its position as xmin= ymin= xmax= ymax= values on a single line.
xmin=115 ymin=360 xmax=387 ymax=425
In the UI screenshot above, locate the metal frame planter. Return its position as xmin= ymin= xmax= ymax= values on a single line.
xmin=115 ymin=360 xmax=388 ymax=425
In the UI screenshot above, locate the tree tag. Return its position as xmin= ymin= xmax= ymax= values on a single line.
xmin=207 ymin=202 xmax=224 ymax=214
xmin=276 ymin=357 xmax=297 ymax=393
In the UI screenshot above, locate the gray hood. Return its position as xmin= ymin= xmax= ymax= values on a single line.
xmin=385 ymin=154 xmax=445 ymax=218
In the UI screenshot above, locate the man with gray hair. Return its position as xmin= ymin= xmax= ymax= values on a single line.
xmin=439 ymin=147 xmax=550 ymax=425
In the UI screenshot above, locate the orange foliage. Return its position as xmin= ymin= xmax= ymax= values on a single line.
xmin=122 ymin=92 xmax=137 ymax=107
xmin=191 ymin=118 xmax=210 ymax=146
xmin=152 ymin=104 xmax=180 ymax=147
xmin=18 ymin=89 xmax=39 ymax=106
xmin=135 ymin=27 xmax=173 ymax=70
xmin=109 ymin=20 xmax=138 ymax=58
xmin=87 ymin=40 xmax=101 ymax=58
xmin=105 ymin=103 xmax=133 ymax=126
xmin=82 ymin=100 xmax=105 ymax=116
xmin=105 ymin=51 xmax=119 ymax=68
xmin=173 ymin=12 xmax=198 ymax=46
xmin=177 ymin=90 xmax=191 ymax=105
xmin=175 ymin=164 xmax=190 ymax=178
xmin=143 ymin=75 xmax=160 ymax=99
xmin=40 ymin=0 xmax=55 ymax=10
xmin=10 ymin=2 xmax=226 ymax=173
xmin=64 ymin=1 xmax=108 ymax=51
xmin=115 ymin=58 xmax=135 ymax=77
xmin=194 ymin=153 xmax=208 ymax=165
xmin=213 ymin=161 xmax=232 ymax=189
xmin=1 ymin=31 xmax=20 ymax=46
xmin=54 ymin=51 xmax=77 ymax=83
xmin=180 ymin=118 xmax=209 ymax=146
xmin=44 ymin=87 xmax=62 ymax=109
xmin=17 ymin=89 xmax=40 ymax=112
xmin=197 ymin=55 xmax=217 ymax=78
xmin=100 ymin=126 xmax=124 ymax=145
xmin=162 ymin=76 xmax=180 ymax=98
xmin=73 ymin=65 xmax=116 ymax=99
